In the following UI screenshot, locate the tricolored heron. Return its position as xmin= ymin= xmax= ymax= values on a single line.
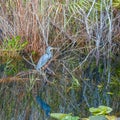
xmin=36 ymin=46 xmax=56 ymax=71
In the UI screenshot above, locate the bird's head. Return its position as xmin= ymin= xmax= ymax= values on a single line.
xmin=46 ymin=46 xmax=58 ymax=54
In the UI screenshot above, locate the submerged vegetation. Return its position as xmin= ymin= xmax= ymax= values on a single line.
xmin=0 ymin=0 xmax=120 ymax=120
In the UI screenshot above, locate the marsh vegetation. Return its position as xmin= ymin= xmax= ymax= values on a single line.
xmin=0 ymin=0 xmax=120 ymax=120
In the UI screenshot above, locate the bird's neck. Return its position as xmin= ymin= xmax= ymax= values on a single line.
xmin=47 ymin=52 xmax=52 ymax=59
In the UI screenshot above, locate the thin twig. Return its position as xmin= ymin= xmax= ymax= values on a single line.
xmin=50 ymin=20 xmax=76 ymax=42
xmin=72 ymin=48 xmax=96 ymax=72
xmin=23 ymin=55 xmax=36 ymax=69
xmin=87 ymin=0 xmax=96 ymax=18
xmin=83 ymin=85 xmax=90 ymax=107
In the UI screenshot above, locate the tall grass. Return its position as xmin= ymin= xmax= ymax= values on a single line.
xmin=0 ymin=0 xmax=120 ymax=119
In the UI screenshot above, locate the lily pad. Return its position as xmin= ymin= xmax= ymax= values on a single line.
xmin=89 ymin=105 xmax=112 ymax=115
xmin=50 ymin=113 xmax=79 ymax=120
xmin=89 ymin=115 xmax=107 ymax=120
xmin=105 ymin=115 xmax=117 ymax=120
xmin=50 ymin=113 xmax=72 ymax=120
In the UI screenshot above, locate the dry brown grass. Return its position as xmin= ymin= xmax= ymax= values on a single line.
xmin=0 ymin=0 xmax=120 ymax=119
xmin=0 ymin=76 xmax=28 ymax=83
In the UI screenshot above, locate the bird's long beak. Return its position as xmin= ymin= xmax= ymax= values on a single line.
xmin=52 ymin=47 xmax=59 ymax=50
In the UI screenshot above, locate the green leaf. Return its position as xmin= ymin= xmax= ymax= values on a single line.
xmin=107 ymin=92 xmax=114 ymax=95
xmin=72 ymin=75 xmax=80 ymax=88
xmin=15 ymin=36 xmax=21 ymax=40
xmin=105 ymin=115 xmax=117 ymax=120
xmin=89 ymin=106 xmax=112 ymax=115
xmin=99 ymin=106 xmax=112 ymax=114
xmin=50 ymin=113 xmax=80 ymax=120
xmin=50 ymin=113 xmax=72 ymax=120
xmin=62 ymin=115 xmax=79 ymax=120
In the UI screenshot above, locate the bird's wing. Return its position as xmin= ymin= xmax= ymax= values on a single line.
xmin=36 ymin=54 xmax=50 ymax=70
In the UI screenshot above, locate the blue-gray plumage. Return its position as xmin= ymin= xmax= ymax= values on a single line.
xmin=36 ymin=46 xmax=54 ymax=71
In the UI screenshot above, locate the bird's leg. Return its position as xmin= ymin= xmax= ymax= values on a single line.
xmin=41 ymin=71 xmax=53 ymax=84
xmin=41 ymin=71 xmax=48 ymax=83
xmin=39 ymin=68 xmax=42 ymax=75
xmin=45 ymin=67 xmax=55 ymax=76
